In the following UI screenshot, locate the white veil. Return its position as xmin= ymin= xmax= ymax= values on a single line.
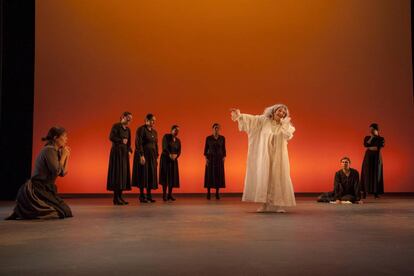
xmin=263 ymin=104 xmax=290 ymax=119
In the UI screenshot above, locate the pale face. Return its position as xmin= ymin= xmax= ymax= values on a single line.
xmin=172 ymin=127 xmax=179 ymax=136
xmin=121 ymin=115 xmax=132 ymax=126
xmin=55 ymin=132 xmax=68 ymax=148
xmin=341 ymin=159 xmax=350 ymax=170
xmin=273 ymin=107 xmax=287 ymax=119
xmin=213 ymin=125 xmax=221 ymax=136
xmin=370 ymin=127 xmax=378 ymax=136
xmin=147 ymin=116 xmax=156 ymax=127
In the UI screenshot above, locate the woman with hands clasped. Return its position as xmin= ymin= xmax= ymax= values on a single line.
xmin=6 ymin=126 xmax=73 ymax=219
xmin=107 ymin=112 xmax=133 ymax=205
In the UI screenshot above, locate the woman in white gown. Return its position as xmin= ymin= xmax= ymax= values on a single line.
xmin=230 ymin=104 xmax=296 ymax=213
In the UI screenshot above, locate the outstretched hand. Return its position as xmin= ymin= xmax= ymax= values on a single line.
xmin=230 ymin=108 xmax=241 ymax=120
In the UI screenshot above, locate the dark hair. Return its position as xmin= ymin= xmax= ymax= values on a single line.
xmin=171 ymin=125 xmax=179 ymax=131
xmin=370 ymin=123 xmax=379 ymax=131
xmin=41 ymin=126 xmax=66 ymax=143
xmin=146 ymin=113 xmax=155 ymax=121
xmin=340 ymin=156 xmax=351 ymax=163
xmin=120 ymin=111 xmax=132 ymax=119
xmin=212 ymin=123 xmax=220 ymax=129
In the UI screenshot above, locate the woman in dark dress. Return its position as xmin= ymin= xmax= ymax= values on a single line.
xmin=317 ymin=157 xmax=363 ymax=204
xmin=204 ymin=123 xmax=226 ymax=199
xmin=132 ymin=113 xmax=159 ymax=203
xmin=159 ymin=125 xmax=181 ymax=201
xmin=107 ymin=112 xmax=133 ymax=205
xmin=361 ymin=123 xmax=385 ymax=199
xmin=6 ymin=127 xmax=73 ymax=220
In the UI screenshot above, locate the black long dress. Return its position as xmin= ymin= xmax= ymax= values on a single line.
xmin=159 ymin=134 xmax=181 ymax=188
xmin=361 ymin=135 xmax=385 ymax=195
xmin=107 ymin=123 xmax=132 ymax=191
xmin=317 ymin=169 xmax=361 ymax=203
xmin=132 ymin=125 xmax=159 ymax=189
xmin=204 ymin=135 xmax=226 ymax=188
xmin=8 ymin=145 xmax=73 ymax=219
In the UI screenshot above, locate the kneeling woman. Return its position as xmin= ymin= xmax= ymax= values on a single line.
xmin=6 ymin=127 xmax=73 ymax=219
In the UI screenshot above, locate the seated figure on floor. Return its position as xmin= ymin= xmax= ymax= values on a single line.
xmin=6 ymin=126 xmax=73 ymax=220
xmin=317 ymin=157 xmax=363 ymax=204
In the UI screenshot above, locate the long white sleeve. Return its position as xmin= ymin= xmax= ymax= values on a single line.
xmin=280 ymin=117 xmax=295 ymax=140
xmin=232 ymin=113 xmax=265 ymax=134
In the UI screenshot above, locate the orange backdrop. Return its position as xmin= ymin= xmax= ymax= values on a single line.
xmin=34 ymin=0 xmax=414 ymax=193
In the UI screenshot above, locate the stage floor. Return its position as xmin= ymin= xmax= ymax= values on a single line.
xmin=0 ymin=196 xmax=413 ymax=275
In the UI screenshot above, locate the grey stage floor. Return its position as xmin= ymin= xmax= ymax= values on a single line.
xmin=0 ymin=196 xmax=413 ymax=276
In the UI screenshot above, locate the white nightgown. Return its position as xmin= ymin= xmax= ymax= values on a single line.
xmin=232 ymin=113 xmax=296 ymax=207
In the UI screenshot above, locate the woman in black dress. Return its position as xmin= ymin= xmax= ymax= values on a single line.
xmin=160 ymin=125 xmax=181 ymax=201
xmin=361 ymin=123 xmax=385 ymax=199
xmin=132 ymin=113 xmax=159 ymax=203
xmin=107 ymin=112 xmax=132 ymax=205
xmin=6 ymin=127 xmax=73 ymax=220
xmin=204 ymin=123 xmax=226 ymax=199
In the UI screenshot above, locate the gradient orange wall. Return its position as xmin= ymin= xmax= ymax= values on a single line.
xmin=34 ymin=0 xmax=414 ymax=193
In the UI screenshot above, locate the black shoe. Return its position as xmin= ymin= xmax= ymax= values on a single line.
xmin=119 ymin=197 xmax=129 ymax=205
xmin=215 ymin=193 xmax=220 ymax=200
xmin=207 ymin=193 xmax=211 ymax=200
xmin=147 ymin=198 xmax=156 ymax=203
xmin=113 ymin=199 xmax=123 ymax=205
xmin=374 ymin=194 xmax=380 ymax=199
xmin=120 ymin=200 xmax=129 ymax=205
xmin=168 ymin=195 xmax=176 ymax=201
xmin=139 ymin=197 xmax=148 ymax=203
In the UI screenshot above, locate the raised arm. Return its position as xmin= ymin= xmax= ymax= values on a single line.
xmin=43 ymin=147 xmax=65 ymax=177
xmin=230 ymin=108 xmax=264 ymax=133
xmin=364 ymin=136 xmax=372 ymax=147
xmin=280 ymin=117 xmax=295 ymax=141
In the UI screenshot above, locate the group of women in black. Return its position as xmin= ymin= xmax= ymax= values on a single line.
xmin=107 ymin=112 xmax=226 ymax=206
xmin=5 ymin=114 xmax=383 ymax=219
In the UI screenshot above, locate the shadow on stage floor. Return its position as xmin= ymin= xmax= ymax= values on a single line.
xmin=0 ymin=196 xmax=413 ymax=275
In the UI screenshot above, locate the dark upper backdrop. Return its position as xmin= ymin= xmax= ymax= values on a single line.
xmin=12 ymin=0 xmax=414 ymax=193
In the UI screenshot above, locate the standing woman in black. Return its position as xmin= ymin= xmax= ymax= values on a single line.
xmin=204 ymin=123 xmax=226 ymax=199
xmin=132 ymin=113 xmax=159 ymax=203
xmin=107 ymin=112 xmax=133 ymax=205
xmin=160 ymin=125 xmax=181 ymax=201
xmin=361 ymin=123 xmax=385 ymax=199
